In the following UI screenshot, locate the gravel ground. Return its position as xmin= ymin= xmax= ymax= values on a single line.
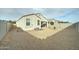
xmin=0 ymin=22 xmax=79 ymax=50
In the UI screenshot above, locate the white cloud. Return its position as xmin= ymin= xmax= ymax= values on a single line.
xmin=0 ymin=8 xmax=78 ymax=22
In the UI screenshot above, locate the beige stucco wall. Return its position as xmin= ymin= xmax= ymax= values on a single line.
xmin=16 ymin=15 xmax=42 ymax=31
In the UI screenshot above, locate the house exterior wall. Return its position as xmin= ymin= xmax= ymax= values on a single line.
xmin=37 ymin=14 xmax=48 ymax=27
xmin=48 ymin=20 xmax=59 ymax=29
xmin=48 ymin=20 xmax=71 ymax=30
xmin=16 ymin=15 xmax=42 ymax=31
xmin=36 ymin=13 xmax=48 ymax=21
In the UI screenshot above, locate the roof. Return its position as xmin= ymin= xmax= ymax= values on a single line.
xmin=17 ymin=13 xmax=48 ymax=22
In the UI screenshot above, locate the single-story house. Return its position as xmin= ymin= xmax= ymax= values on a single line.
xmin=16 ymin=13 xmax=71 ymax=31
xmin=16 ymin=13 xmax=48 ymax=31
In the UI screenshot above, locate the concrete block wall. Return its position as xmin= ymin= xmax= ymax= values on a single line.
xmin=0 ymin=20 xmax=11 ymax=40
xmin=58 ymin=23 xmax=72 ymax=29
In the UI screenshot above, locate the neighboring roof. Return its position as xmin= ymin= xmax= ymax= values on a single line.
xmin=49 ymin=18 xmax=59 ymax=21
xmin=48 ymin=18 xmax=69 ymax=23
xmin=17 ymin=13 xmax=48 ymax=22
xmin=48 ymin=18 xmax=60 ymax=22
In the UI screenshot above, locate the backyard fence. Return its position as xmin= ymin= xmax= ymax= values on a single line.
xmin=0 ymin=20 xmax=11 ymax=40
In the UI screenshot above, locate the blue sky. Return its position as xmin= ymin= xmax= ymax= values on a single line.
xmin=0 ymin=8 xmax=79 ymax=23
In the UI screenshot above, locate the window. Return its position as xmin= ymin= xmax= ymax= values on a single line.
xmin=37 ymin=20 xmax=40 ymax=25
xmin=50 ymin=22 xmax=54 ymax=25
xmin=26 ymin=18 xmax=30 ymax=26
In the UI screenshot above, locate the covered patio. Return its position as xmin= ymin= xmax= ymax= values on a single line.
xmin=41 ymin=21 xmax=48 ymax=29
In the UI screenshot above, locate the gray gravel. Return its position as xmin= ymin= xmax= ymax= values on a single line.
xmin=0 ymin=22 xmax=79 ymax=50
